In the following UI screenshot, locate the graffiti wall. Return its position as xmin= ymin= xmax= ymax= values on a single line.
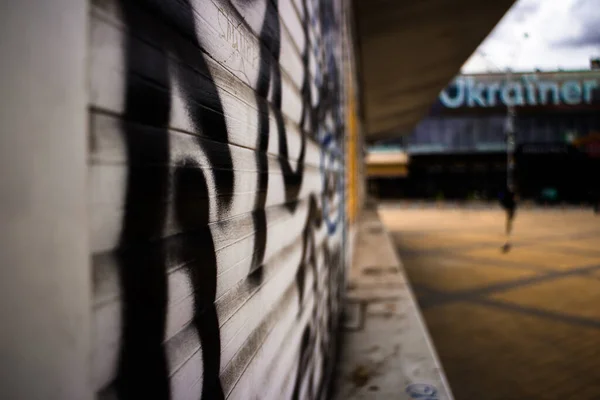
xmin=89 ymin=0 xmax=355 ymax=398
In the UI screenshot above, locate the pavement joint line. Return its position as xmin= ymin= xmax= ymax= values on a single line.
xmin=395 ymin=234 xmax=600 ymax=258
xmin=396 ymin=242 xmax=497 ymax=257
xmin=397 ymin=235 xmax=600 ymax=272
xmin=461 ymin=297 xmax=600 ymax=330
xmin=508 ymin=235 xmax=600 ymax=257
xmin=392 ymin=227 xmax=600 ymax=249
xmin=399 ymin=250 xmax=560 ymax=274
xmin=413 ymin=283 xmax=600 ymax=329
xmin=378 ymin=203 xmax=596 ymax=212
xmin=413 ymin=263 xmax=600 ymax=309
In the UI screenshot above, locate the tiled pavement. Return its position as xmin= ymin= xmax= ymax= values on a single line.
xmin=379 ymin=207 xmax=600 ymax=400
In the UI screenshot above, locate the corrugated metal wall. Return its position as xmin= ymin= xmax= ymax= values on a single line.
xmin=89 ymin=0 xmax=356 ymax=398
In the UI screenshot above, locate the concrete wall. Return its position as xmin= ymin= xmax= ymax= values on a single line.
xmin=89 ymin=0 xmax=358 ymax=398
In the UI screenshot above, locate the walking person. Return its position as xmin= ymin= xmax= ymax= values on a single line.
xmin=500 ymin=185 xmax=517 ymax=252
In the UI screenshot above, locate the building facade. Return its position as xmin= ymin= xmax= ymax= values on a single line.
xmin=370 ymin=70 xmax=600 ymax=202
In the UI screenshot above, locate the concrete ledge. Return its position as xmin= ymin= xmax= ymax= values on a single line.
xmin=332 ymin=209 xmax=453 ymax=400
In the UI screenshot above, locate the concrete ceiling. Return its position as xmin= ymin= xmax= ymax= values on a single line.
xmin=353 ymin=0 xmax=515 ymax=142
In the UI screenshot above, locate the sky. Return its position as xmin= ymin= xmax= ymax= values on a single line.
xmin=461 ymin=0 xmax=600 ymax=73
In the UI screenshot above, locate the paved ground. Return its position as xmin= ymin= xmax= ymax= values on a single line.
xmin=379 ymin=206 xmax=600 ymax=400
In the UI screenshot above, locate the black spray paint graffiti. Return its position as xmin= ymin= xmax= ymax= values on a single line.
xmin=291 ymin=1 xmax=346 ymax=398
xmin=116 ymin=0 xmax=231 ymax=398
xmin=247 ymin=1 xmax=346 ymax=397
xmin=111 ymin=0 xmax=346 ymax=398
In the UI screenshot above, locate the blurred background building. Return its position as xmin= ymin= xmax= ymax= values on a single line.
xmin=368 ymin=64 xmax=600 ymax=204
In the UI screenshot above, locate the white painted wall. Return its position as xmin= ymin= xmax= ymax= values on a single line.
xmin=0 ymin=1 xmax=91 ymax=399
xmin=90 ymin=0 xmax=353 ymax=398
xmin=0 ymin=0 xmax=358 ymax=397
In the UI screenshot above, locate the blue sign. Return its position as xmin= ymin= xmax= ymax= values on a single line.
xmin=439 ymin=76 xmax=599 ymax=108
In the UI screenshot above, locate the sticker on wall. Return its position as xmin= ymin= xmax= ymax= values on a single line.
xmin=405 ymin=383 xmax=439 ymax=400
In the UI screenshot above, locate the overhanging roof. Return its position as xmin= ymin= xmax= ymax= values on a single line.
xmin=353 ymin=0 xmax=515 ymax=141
